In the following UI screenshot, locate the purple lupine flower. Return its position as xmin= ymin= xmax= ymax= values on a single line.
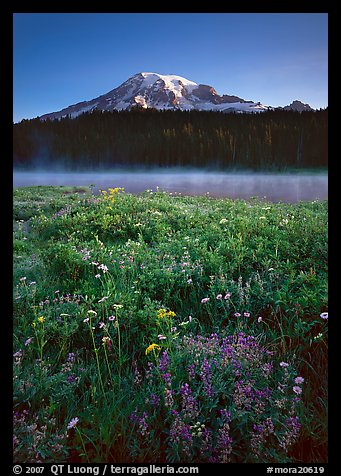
xmin=130 ymin=409 xmax=149 ymax=436
xmin=169 ymin=413 xmax=193 ymax=457
xmin=164 ymin=388 xmax=174 ymax=408
xmin=161 ymin=372 xmax=172 ymax=387
xmin=201 ymin=358 xmax=214 ymax=398
xmin=262 ymin=362 xmax=273 ymax=377
xmin=159 ymin=351 xmax=170 ymax=372
xmin=66 ymin=374 xmax=76 ymax=384
xmin=149 ymin=393 xmax=161 ymax=407
xmin=286 ymin=416 xmax=301 ymax=433
xmin=188 ymin=363 xmax=196 ymax=380
xmin=220 ymin=408 xmax=231 ymax=422
xmin=216 ymin=422 xmax=233 ymax=463
xmin=218 ymin=423 xmax=233 ymax=445
xmin=180 ymin=383 xmax=199 ymax=419
xmin=255 ymin=387 xmax=273 ymax=399
xmin=233 ymin=380 xmax=255 ymax=411
xmin=200 ymin=427 xmax=213 ymax=454
xmin=279 ymin=416 xmax=301 ymax=452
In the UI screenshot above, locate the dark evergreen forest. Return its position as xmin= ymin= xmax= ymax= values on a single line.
xmin=13 ymin=108 xmax=328 ymax=170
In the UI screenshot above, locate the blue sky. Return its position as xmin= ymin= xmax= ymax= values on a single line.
xmin=13 ymin=13 xmax=328 ymax=122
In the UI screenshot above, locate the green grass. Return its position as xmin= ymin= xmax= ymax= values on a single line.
xmin=13 ymin=185 xmax=328 ymax=463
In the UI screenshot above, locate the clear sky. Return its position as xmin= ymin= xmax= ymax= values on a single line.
xmin=13 ymin=13 xmax=328 ymax=123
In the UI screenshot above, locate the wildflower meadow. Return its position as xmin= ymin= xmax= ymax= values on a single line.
xmin=13 ymin=185 xmax=328 ymax=463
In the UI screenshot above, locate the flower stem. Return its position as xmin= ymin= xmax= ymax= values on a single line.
xmin=76 ymin=427 xmax=90 ymax=463
xmin=89 ymin=316 xmax=107 ymax=403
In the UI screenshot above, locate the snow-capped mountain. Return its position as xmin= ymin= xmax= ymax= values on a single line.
xmin=39 ymin=72 xmax=312 ymax=120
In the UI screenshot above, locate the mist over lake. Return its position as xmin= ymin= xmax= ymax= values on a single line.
xmin=13 ymin=169 xmax=327 ymax=203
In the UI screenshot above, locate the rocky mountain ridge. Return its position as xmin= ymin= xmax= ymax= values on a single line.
xmin=39 ymin=72 xmax=314 ymax=120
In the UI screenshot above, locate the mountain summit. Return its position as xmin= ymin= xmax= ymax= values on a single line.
xmin=282 ymin=100 xmax=313 ymax=112
xmin=39 ymin=72 xmax=312 ymax=120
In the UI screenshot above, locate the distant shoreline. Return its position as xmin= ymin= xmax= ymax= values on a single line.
xmin=13 ymin=166 xmax=328 ymax=175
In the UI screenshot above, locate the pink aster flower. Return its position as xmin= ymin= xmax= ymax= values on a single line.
xmin=320 ymin=312 xmax=328 ymax=320
xmin=257 ymin=316 xmax=262 ymax=323
xmin=234 ymin=312 xmax=241 ymax=317
xmin=201 ymin=298 xmax=210 ymax=304
xmin=293 ymin=386 xmax=302 ymax=395
xmin=280 ymin=362 xmax=289 ymax=368
xmin=294 ymin=376 xmax=305 ymax=385
xmin=216 ymin=294 xmax=222 ymax=300
xmin=243 ymin=312 xmax=250 ymax=317
xmin=67 ymin=417 xmax=79 ymax=430
xmin=98 ymin=264 xmax=108 ymax=273
xmin=224 ymin=293 xmax=231 ymax=300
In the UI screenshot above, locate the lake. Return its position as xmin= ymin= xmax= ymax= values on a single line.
xmin=13 ymin=170 xmax=328 ymax=203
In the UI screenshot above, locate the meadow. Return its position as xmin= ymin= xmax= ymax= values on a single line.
xmin=13 ymin=185 xmax=328 ymax=463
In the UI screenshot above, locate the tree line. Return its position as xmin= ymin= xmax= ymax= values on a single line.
xmin=13 ymin=108 xmax=328 ymax=170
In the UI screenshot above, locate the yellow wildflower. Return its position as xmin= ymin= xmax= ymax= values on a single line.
xmin=101 ymin=187 xmax=124 ymax=204
xmin=157 ymin=308 xmax=176 ymax=319
xmin=145 ymin=343 xmax=161 ymax=355
xmin=157 ymin=308 xmax=168 ymax=319
xmin=37 ymin=316 xmax=45 ymax=323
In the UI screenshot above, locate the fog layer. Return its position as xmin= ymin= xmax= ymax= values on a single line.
xmin=13 ymin=169 xmax=328 ymax=203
